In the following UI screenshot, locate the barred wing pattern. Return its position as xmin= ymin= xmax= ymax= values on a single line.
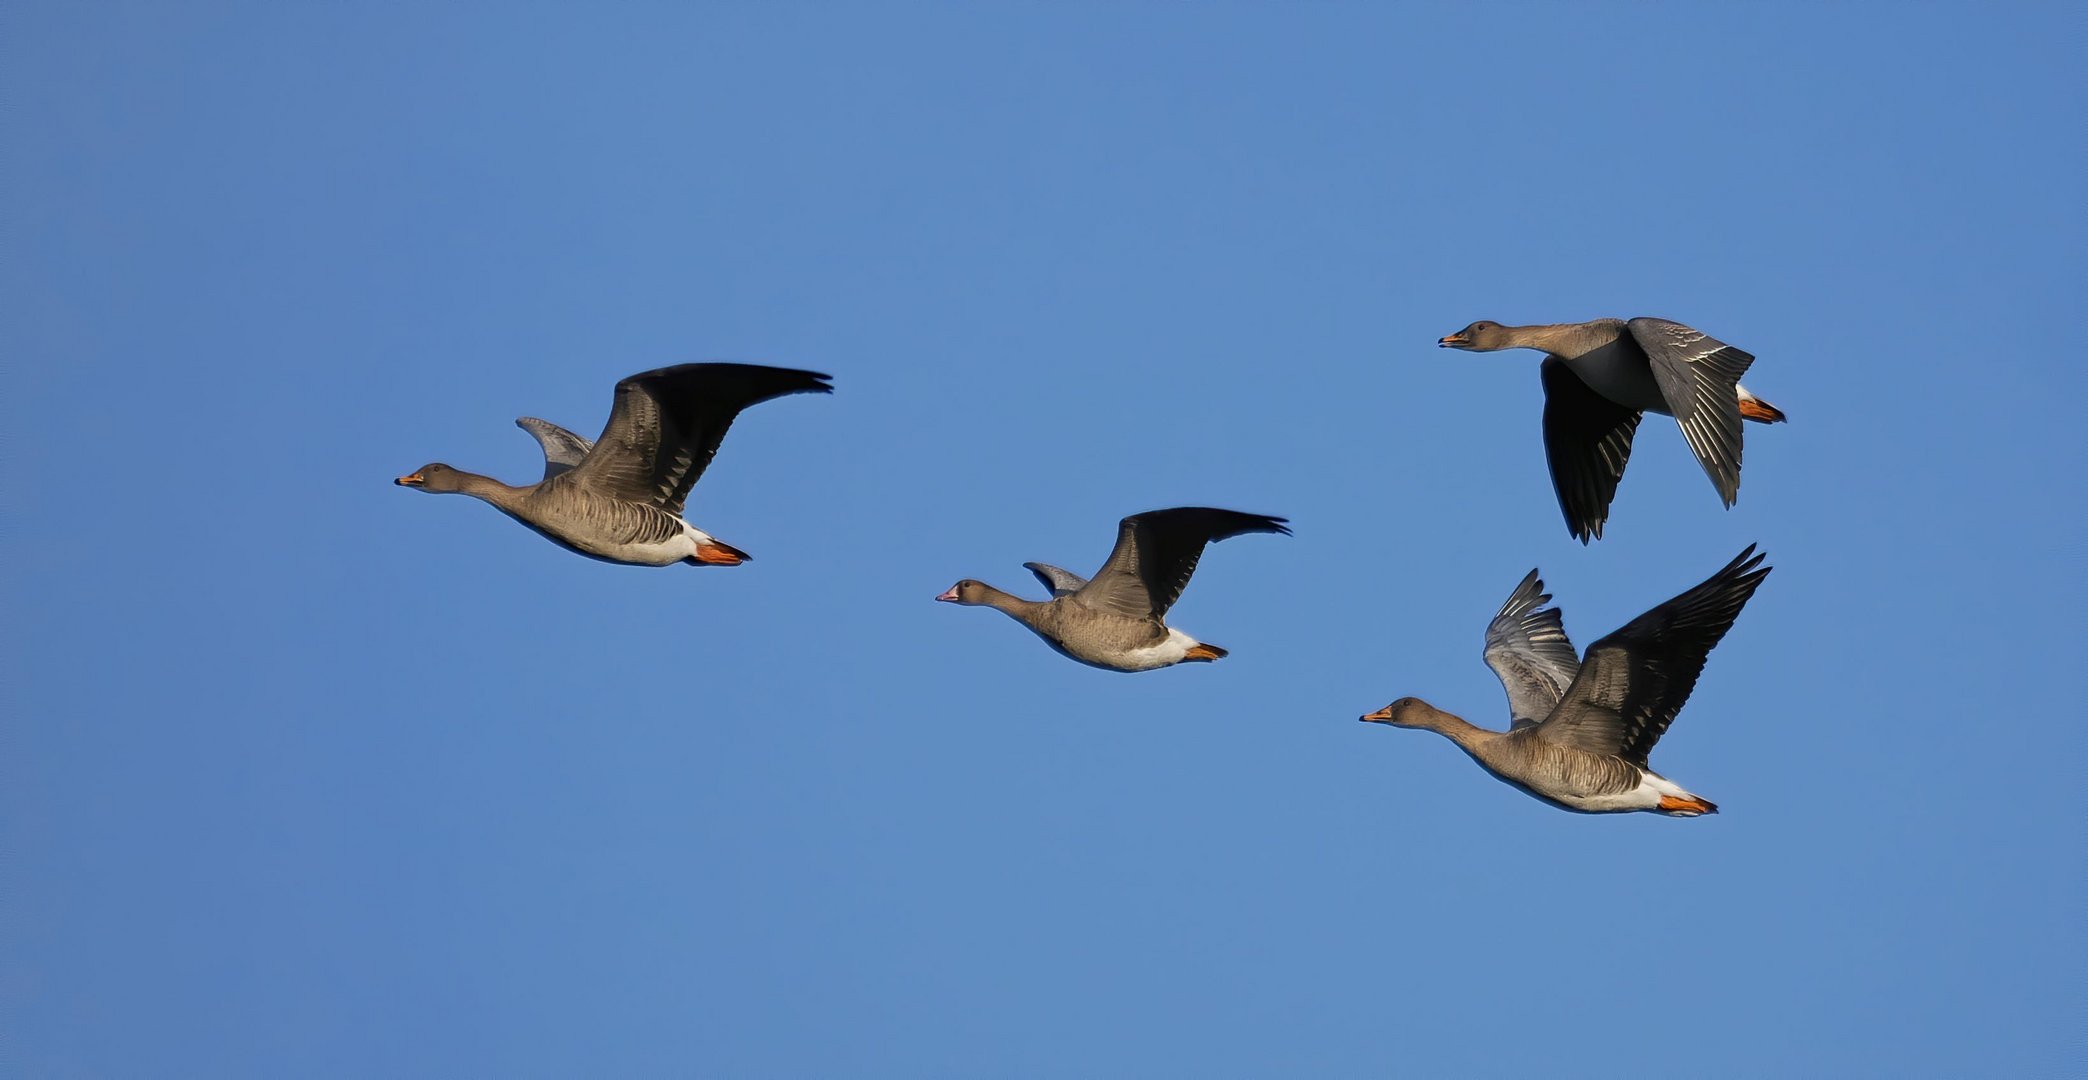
xmin=1628 ymin=318 xmax=1755 ymax=508
xmin=1072 ymin=508 xmax=1290 ymax=620
xmin=515 ymin=417 xmax=594 ymax=481
xmin=1482 ymin=569 xmax=1581 ymax=731
xmin=1534 ymin=547 xmax=1771 ymax=767
xmin=564 ymin=363 xmax=832 ymax=516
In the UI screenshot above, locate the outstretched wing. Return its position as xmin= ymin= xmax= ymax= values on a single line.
xmin=1483 ymin=569 xmax=1581 ymax=731
xmin=1071 ymin=507 xmax=1290 ymax=620
xmin=515 ymin=417 xmax=595 ymax=481
xmin=1023 ymin=562 xmax=1089 ymax=597
xmin=562 ymin=363 xmax=832 ymax=515
xmin=1535 ymin=546 xmax=1771 ymax=766
xmin=1628 ymin=318 xmax=1754 ymax=508
xmin=1541 ymin=357 xmax=1643 ymax=544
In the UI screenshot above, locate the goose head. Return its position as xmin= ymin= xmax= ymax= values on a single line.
xmin=1360 ymin=697 xmax=1454 ymax=729
xmin=394 ymin=463 xmax=465 ymax=493
xmin=935 ymin=579 xmax=992 ymax=605
xmin=1437 ymin=320 xmax=1513 ymax=351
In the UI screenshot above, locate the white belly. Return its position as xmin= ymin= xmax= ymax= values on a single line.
xmin=1562 ymin=771 xmax=1704 ymax=815
xmin=517 ymin=514 xmax=708 ymax=567
xmin=1043 ymin=625 xmax=1203 ymax=673
xmin=587 ymin=532 xmax=702 ymax=566
xmin=1116 ymin=627 xmax=1202 ymax=670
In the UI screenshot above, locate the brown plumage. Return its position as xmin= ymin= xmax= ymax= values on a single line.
xmin=395 ymin=363 xmax=831 ymax=566
xmin=1362 ymin=547 xmax=1771 ymax=816
xmin=1439 ymin=317 xmax=1786 ymax=542
xmin=938 ymin=507 xmax=1289 ymax=672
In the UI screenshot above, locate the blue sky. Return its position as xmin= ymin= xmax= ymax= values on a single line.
xmin=8 ymin=3 xmax=2082 ymax=1076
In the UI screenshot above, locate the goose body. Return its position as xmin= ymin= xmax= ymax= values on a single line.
xmin=1439 ymin=317 xmax=1786 ymax=542
xmin=396 ymin=363 xmax=831 ymax=567
xmin=938 ymin=507 xmax=1289 ymax=672
xmin=1001 ymin=608 xmax=1210 ymax=673
xmin=1362 ymin=547 xmax=1772 ymax=817
xmin=1446 ymin=727 xmax=1715 ymax=815
xmin=498 ymin=488 xmax=740 ymax=567
xmin=1556 ymin=334 xmax=1668 ymax=413
xmin=500 ymin=417 xmax=721 ymax=564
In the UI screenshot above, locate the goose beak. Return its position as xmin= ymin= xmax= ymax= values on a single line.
xmin=395 ymin=473 xmax=426 ymax=487
xmin=1361 ymin=706 xmax=1396 ymax=722
xmin=935 ymin=586 xmax=960 ymax=602
xmin=1437 ymin=333 xmax=1468 ymax=348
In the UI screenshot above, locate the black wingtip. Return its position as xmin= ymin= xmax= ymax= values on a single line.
xmin=765 ymin=367 xmax=834 ymax=395
xmin=1705 ymin=545 xmax=1772 ymax=597
xmin=623 ymin=362 xmax=834 ymax=397
xmin=1239 ymin=513 xmax=1292 ymax=538
xmin=1127 ymin=507 xmax=1292 ymax=540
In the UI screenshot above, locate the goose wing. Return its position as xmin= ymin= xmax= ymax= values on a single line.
xmin=1541 ymin=357 xmax=1643 ymax=544
xmin=515 ymin=417 xmax=595 ymax=481
xmin=1627 ymin=318 xmax=1754 ymax=508
xmin=1534 ymin=546 xmax=1771 ymax=766
xmin=1483 ymin=569 xmax=1581 ymax=731
xmin=1023 ymin=562 xmax=1090 ymax=597
xmin=1071 ymin=507 xmax=1289 ymax=620
xmin=563 ymin=363 xmax=831 ymax=514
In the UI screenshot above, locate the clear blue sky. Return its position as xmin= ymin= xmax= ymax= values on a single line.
xmin=9 ymin=4 xmax=2082 ymax=1076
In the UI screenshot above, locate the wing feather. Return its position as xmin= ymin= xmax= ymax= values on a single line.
xmin=1541 ymin=358 xmax=1643 ymax=543
xmin=515 ymin=417 xmax=595 ymax=481
xmin=1628 ymin=318 xmax=1754 ymax=508
xmin=1023 ymin=562 xmax=1089 ymax=597
xmin=563 ymin=363 xmax=832 ymax=515
xmin=1534 ymin=547 xmax=1771 ymax=766
xmin=1482 ymin=569 xmax=1581 ymax=731
xmin=1071 ymin=508 xmax=1289 ymax=620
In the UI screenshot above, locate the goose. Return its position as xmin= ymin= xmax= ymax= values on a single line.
xmin=1438 ymin=318 xmax=1786 ymax=542
xmin=1361 ymin=546 xmax=1771 ymax=816
xmin=936 ymin=507 xmax=1289 ymax=672
xmin=395 ymin=363 xmax=831 ymax=566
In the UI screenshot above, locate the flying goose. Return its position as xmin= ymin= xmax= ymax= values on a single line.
xmin=1438 ymin=318 xmax=1786 ymax=542
xmin=937 ymin=507 xmax=1290 ymax=672
xmin=1361 ymin=547 xmax=1772 ymax=816
xmin=395 ymin=363 xmax=832 ymax=567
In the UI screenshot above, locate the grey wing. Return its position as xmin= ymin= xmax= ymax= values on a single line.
xmin=1023 ymin=562 xmax=1089 ymax=597
xmin=1483 ymin=569 xmax=1581 ymax=731
xmin=1535 ymin=546 xmax=1771 ymax=766
xmin=515 ymin=417 xmax=595 ymax=481
xmin=1541 ymin=358 xmax=1644 ymax=544
xmin=1627 ymin=318 xmax=1754 ymax=507
xmin=1072 ymin=507 xmax=1291 ymax=620
xmin=564 ymin=363 xmax=832 ymax=514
